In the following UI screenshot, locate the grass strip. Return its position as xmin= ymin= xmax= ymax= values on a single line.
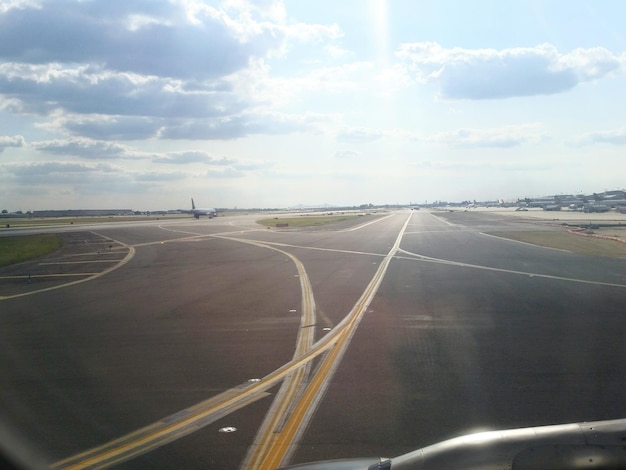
xmin=0 ymin=215 xmax=187 ymax=227
xmin=256 ymin=215 xmax=362 ymax=228
xmin=487 ymin=230 xmax=626 ymax=258
xmin=0 ymin=234 xmax=64 ymax=267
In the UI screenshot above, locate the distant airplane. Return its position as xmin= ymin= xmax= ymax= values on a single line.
xmin=191 ymin=198 xmax=217 ymax=219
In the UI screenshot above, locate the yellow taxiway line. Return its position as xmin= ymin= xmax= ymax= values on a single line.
xmin=53 ymin=328 xmax=343 ymax=469
xmin=254 ymin=212 xmax=413 ymax=468
xmin=51 ymin=212 xmax=413 ymax=469
xmin=53 ymin=233 xmax=320 ymax=469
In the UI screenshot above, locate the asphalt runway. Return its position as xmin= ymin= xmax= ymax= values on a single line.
xmin=1 ymin=211 xmax=625 ymax=469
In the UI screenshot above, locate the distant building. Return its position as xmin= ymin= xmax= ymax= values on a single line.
xmin=583 ymin=204 xmax=610 ymax=213
xmin=521 ymin=189 xmax=626 ymax=212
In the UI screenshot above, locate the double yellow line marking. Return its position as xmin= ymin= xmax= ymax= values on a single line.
xmin=253 ymin=212 xmax=413 ymax=468
xmin=53 ymin=234 xmax=320 ymax=469
xmin=54 ymin=322 xmax=349 ymax=469
xmin=52 ymin=213 xmax=413 ymax=469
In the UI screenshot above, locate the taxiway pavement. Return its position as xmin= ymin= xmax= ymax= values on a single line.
xmin=1 ymin=211 xmax=625 ymax=469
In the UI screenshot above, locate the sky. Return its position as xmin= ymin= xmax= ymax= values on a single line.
xmin=1 ymin=0 xmax=625 ymax=211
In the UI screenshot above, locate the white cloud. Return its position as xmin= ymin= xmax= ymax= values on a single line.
xmin=223 ymin=0 xmax=287 ymax=23
xmin=50 ymin=114 xmax=163 ymax=141
xmin=334 ymin=126 xmax=417 ymax=144
xmin=410 ymin=159 xmax=555 ymax=173
xmin=158 ymin=111 xmax=332 ymax=140
xmin=0 ymin=134 xmax=25 ymax=151
xmin=124 ymin=13 xmax=169 ymax=32
xmin=31 ymin=138 xmax=253 ymax=170
xmin=26 ymin=137 xmax=271 ymax=183
xmin=0 ymin=1 xmax=346 ymax=143
xmin=232 ymin=159 xmax=273 ymax=171
xmin=0 ymin=0 xmax=274 ymax=80
xmin=573 ymin=126 xmax=626 ymax=145
xmin=326 ymin=45 xmax=354 ymax=60
xmin=334 ymin=149 xmax=360 ymax=159
xmin=0 ymin=63 xmax=243 ymax=118
xmin=427 ymin=124 xmax=548 ymax=148
xmin=336 ymin=126 xmax=383 ymax=143
xmin=0 ymin=2 xmax=624 ymax=209
xmin=134 ymin=171 xmax=187 ymax=182
xmin=396 ymin=42 xmax=624 ymax=100
xmin=0 ymin=0 xmax=41 ymax=14
xmin=4 ymin=161 xmax=116 ymax=183
xmin=258 ymin=61 xmax=376 ymax=104
xmin=3 ymin=160 xmax=189 ymax=196
xmin=284 ymin=21 xmax=342 ymax=44
xmin=152 ymin=151 xmax=235 ymax=165
xmin=34 ymin=137 xmax=133 ymax=159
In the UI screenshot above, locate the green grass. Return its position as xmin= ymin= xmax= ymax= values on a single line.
xmin=256 ymin=214 xmax=363 ymax=228
xmin=0 ymin=234 xmax=64 ymax=267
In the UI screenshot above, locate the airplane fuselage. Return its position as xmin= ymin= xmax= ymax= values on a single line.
xmin=191 ymin=198 xmax=217 ymax=219
xmin=192 ymin=208 xmax=216 ymax=219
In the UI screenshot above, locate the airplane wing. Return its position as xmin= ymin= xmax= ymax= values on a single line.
xmin=280 ymin=418 xmax=626 ymax=470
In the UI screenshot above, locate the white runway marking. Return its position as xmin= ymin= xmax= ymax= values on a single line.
xmin=396 ymin=248 xmax=626 ymax=289
xmin=0 ymin=232 xmax=134 ymax=301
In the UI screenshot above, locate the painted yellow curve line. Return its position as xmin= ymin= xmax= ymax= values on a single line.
xmin=214 ymin=235 xmax=318 ymax=470
xmin=255 ymin=212 xmax=413 ymax=469
xmin=53 ymin=233 xmax=319 ymax=469
xmin=53 ymin=387 xmax=270 ymax=469
xmin=52 ymin=213 xmax=412 ymax=469
xmin=53 ymin=322 xmax=338 ymax=469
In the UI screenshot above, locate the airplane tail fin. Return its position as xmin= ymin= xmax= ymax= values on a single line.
xmin=191 ymin=198 xmax=196 ymax=210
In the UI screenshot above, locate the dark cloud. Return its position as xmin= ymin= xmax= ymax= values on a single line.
xmin=0 ymin=1 xmax=275 ymax=80
xmin=28 ymin=139 xmax=258 ymax=175
xmin=4 ymin=160 xmax=186 ymax=191
xmin=0 ymin=1 xmax=341 ymax=143
xmin=62 ymin=116 xmax=162 ymax=140
xmin=4 ymin=161 xmax=116 ymax=185
xmin=0 ymin=1 xmax=264 ymax=139
xmin=56 ymin=111 xmax=325 ymax=141
xmin=34 ymin=138 xmax=131 ymax=159
xmin=0 ymin=65 xmax=244 ymax=118
xmin=397 ymin=42 xmax=624 ymax=100
xmin=7 ymin=161 xmax=110 ymax=176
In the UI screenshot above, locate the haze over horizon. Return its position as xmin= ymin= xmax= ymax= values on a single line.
xmin=1 ymin=0 xmax=625 ymax=212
